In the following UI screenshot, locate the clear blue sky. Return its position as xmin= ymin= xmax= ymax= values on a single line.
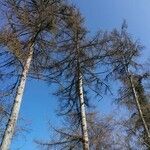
xmin=11 ymin=0 xmax=150 ymax=149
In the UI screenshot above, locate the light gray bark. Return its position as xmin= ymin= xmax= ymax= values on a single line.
xmin=0 ymin=44 xmax=34 ymax=150
xmin=130 ymin=75 xmax=150 ymax=140
xmin=78 ymin=72 xmax=90 ymax=150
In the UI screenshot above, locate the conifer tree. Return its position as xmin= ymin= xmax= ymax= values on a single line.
xmin=46 ymin=10 xmax=110 ymax=150
xmin=0 ymin=1 xmax=78 ymax=149
xmin=105 ymin=22 xmax=150 ymax=148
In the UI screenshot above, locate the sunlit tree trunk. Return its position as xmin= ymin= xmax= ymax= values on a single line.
xmin=129 ymin=74 xmax=150 ymax=141
xmin=0 ymin=44 xmax=34 ymax=150
xmin=78 ymin=72 xmax=90 ymax=150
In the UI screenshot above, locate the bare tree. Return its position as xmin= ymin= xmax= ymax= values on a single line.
xmin=0 ymin=0 xmax=79 ymax=149
xmin=118 ymin=73 xmax=150 ymax=148
xmin=0 ymin=40 xmax=21 ymax=141
xmin=105 ymin=22 xmax=150 ymax=148
xmin=44 ymin=9 xmax=111 ymax=149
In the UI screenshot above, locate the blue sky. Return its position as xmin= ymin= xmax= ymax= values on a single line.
xmin=11 ymin=0 xmax=150 ymax=149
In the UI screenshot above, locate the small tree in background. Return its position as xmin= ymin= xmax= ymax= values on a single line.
xmin=35 ymin=112 xmax=115 ymax=150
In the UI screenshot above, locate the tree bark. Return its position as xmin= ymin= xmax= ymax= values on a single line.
xmin=129 ymin=74 xmax=150 ymax=141
xmin=0 ymin=44 xmax=34 ymax=150
xmin=78 ymin=72 xmax=90 ymax=150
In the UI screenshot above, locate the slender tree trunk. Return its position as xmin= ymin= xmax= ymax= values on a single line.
xmin=78 ymin=72 xmax=90 ymax=150
xmin=129 ymin=74 xmax=150 ymax=140
xmin=0 ymin=44 xmax=34 ymax=150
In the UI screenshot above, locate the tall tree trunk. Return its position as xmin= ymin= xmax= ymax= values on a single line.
xmin=78 ymin=72 xmax=90 ymax=150
xmin=129 ymin=74 xmax=150 ymax=140
xmin=0 ymin=44 xmax=34 ymax=150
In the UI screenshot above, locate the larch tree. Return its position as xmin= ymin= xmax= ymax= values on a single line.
xmin=0 ymin=27 xmax=23 ymax=142
xmin=104 ymin=22 xmax=150 ymax=148
xmin=119 ymin=73 xmax=150 ymax=148
xmin=45 ymin=9 xmax=111 ymax=150
xmin=0 ymin=0 xmax=79 ymax=149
